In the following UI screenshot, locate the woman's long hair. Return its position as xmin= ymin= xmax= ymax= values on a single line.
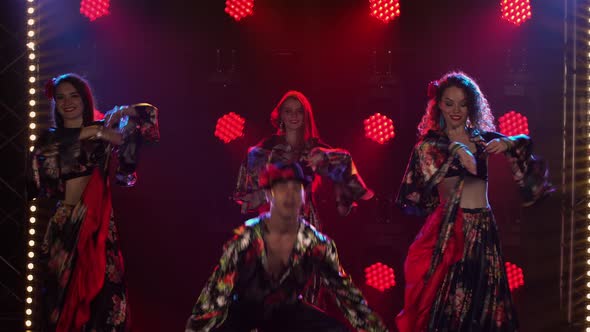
xmin=417 ymin=71 xmax=495 ymax=137
xmin=270 ymin=90 xmax=320 ymax=141
xmin=45 ymin=73 xmax=97 ymax=128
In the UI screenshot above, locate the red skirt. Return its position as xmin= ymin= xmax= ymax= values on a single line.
xmin=396 ymin=205 xmax=465 ymax=332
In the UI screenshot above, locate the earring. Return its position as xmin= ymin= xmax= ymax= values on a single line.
xmin=280 ymin=121 xmax=286 ymax=132
xmin=439 ymin=115 xmax=445 ymax=129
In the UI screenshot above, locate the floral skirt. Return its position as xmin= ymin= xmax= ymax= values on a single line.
xmin=397 ymin=206 xmax=518 ymax=332
xmin=41 ymin=173 xmax=129 ymax=331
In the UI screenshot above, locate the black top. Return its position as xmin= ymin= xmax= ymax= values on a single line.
xmin=31 ymin=105 xmax=160 ymax=200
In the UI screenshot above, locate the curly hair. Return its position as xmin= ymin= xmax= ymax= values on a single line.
xmin=417 ymin=71 xmax=495 ymax=137
xmin=270 ymin=90 xmax=320 ymax=141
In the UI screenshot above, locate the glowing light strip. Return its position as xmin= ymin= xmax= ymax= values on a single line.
xmin=586 ymin=2 xmax=590 ymax=331
xmin=25 ymin=0 xmax=38 ymax=329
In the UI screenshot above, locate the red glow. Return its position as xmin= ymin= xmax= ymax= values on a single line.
xmin=364 ymin=113 xmax=395 ymax=144
xmin=364 ymin=262 xmax=396 ymax=292
xmin=500 ymin=0 xmax=531 ymax=26
xmin=369 ymin=0 xmax=401 ymax=24
xmin=215 ymin=112 xmax=245 ymax=144
xmin=225 ymin=0 xmax=254 ymax=22
xmin=505 ymin=261 xmax=525 ymax=291
xmin=498 ymin=110 xmax=529 ymax=136
xmin=80 ymin=0 xmax=110 ymax=21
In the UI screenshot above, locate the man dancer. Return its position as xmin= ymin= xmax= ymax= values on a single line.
xmin=186 ymin=162 xmax=387 ymax=332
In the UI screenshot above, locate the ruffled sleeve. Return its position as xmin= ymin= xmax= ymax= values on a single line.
xmin=318 ymin=239 xmax=388 ymax=331
xmin=113 ymin=103 xmax=160 ymax=187
xmin=395 ymin=132 xmax=454 ymax=216
xmin=233 ymin=144 xmax=271 ymax=214
xmin=308 ymin=146 xmax=374 ymax=211
xmin=483 ymin=132 xmax=554 ymax=206
xmin=185 ymin=226 xmax=252 ymax=332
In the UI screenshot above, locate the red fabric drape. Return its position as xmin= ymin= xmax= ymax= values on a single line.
xmin=396 ymin=206 xmax=465 ymax=332
xmin=57 ymin=169 xmax=111 ymax=332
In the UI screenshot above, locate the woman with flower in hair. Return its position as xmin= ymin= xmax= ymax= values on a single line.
xmin=395 ymin=71 xmax=552 ymax=331
xmin=32 ymin=73 xmax=159 ymax=331
xmin=234 ymin=90 xmax=373 ymax=229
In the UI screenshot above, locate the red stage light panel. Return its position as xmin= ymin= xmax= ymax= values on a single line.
xmin=364 ymin=113 xmax=395 ymax=144
xmin=365 ymin=262 xmax=396 ymax=292
xmin=215 ymin=112 xmax=245 ymax=144
xmin=369 ymin=0 xmax=401 ymax=24
xmin=501 ymin=0 xmax=532 ymax=26
xmin=80 ymin=0 xmax=110 ymax=21
xmin=505 ymin=261 xmax=525 ymax=291
xmin=225 ymin=0 xmax=254 ymax=22
xmin=498 ymin=110 xmax=530 ymax=136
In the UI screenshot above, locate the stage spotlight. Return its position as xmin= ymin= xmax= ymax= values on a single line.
xmin=501 ymin=0 xmax=532 ymax=26
xmin=505 ymin=261 xmax=525 ymax=291
xmin=364 ymin=262 xmax=396 ymax=292
xmin=498 ymin=111 xmax=530 ymax=136
xmin=80 ymin=0 xmax=110 ymax=21
xmin=225 ymin=0 xmax=254 ymax=22
xmin=214 ymin=112 xmax=245 ymax=144
xmin=369 ymin=0 xmax=401 ymax=24
xmin=364 ymin=113 xmax=395 ymax=144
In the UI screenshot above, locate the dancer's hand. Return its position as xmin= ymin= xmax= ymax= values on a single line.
xmin=454 ymin=145 xmax=477 ymax=175
xmin=305 ymin=150 xmax=325 ymax=172
xmin=80 ymin=125 xmax=100 ymax=140
xmin=81 ymin=125 xmax=123 ymax=145
xmin=97 ymin=127 xmax=123 ymax=145
xmin=485 ymin=138 xmax=511 ymax=154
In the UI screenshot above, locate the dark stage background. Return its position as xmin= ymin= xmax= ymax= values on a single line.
xmin=30 ymin=0 xmax=565 ymax=330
